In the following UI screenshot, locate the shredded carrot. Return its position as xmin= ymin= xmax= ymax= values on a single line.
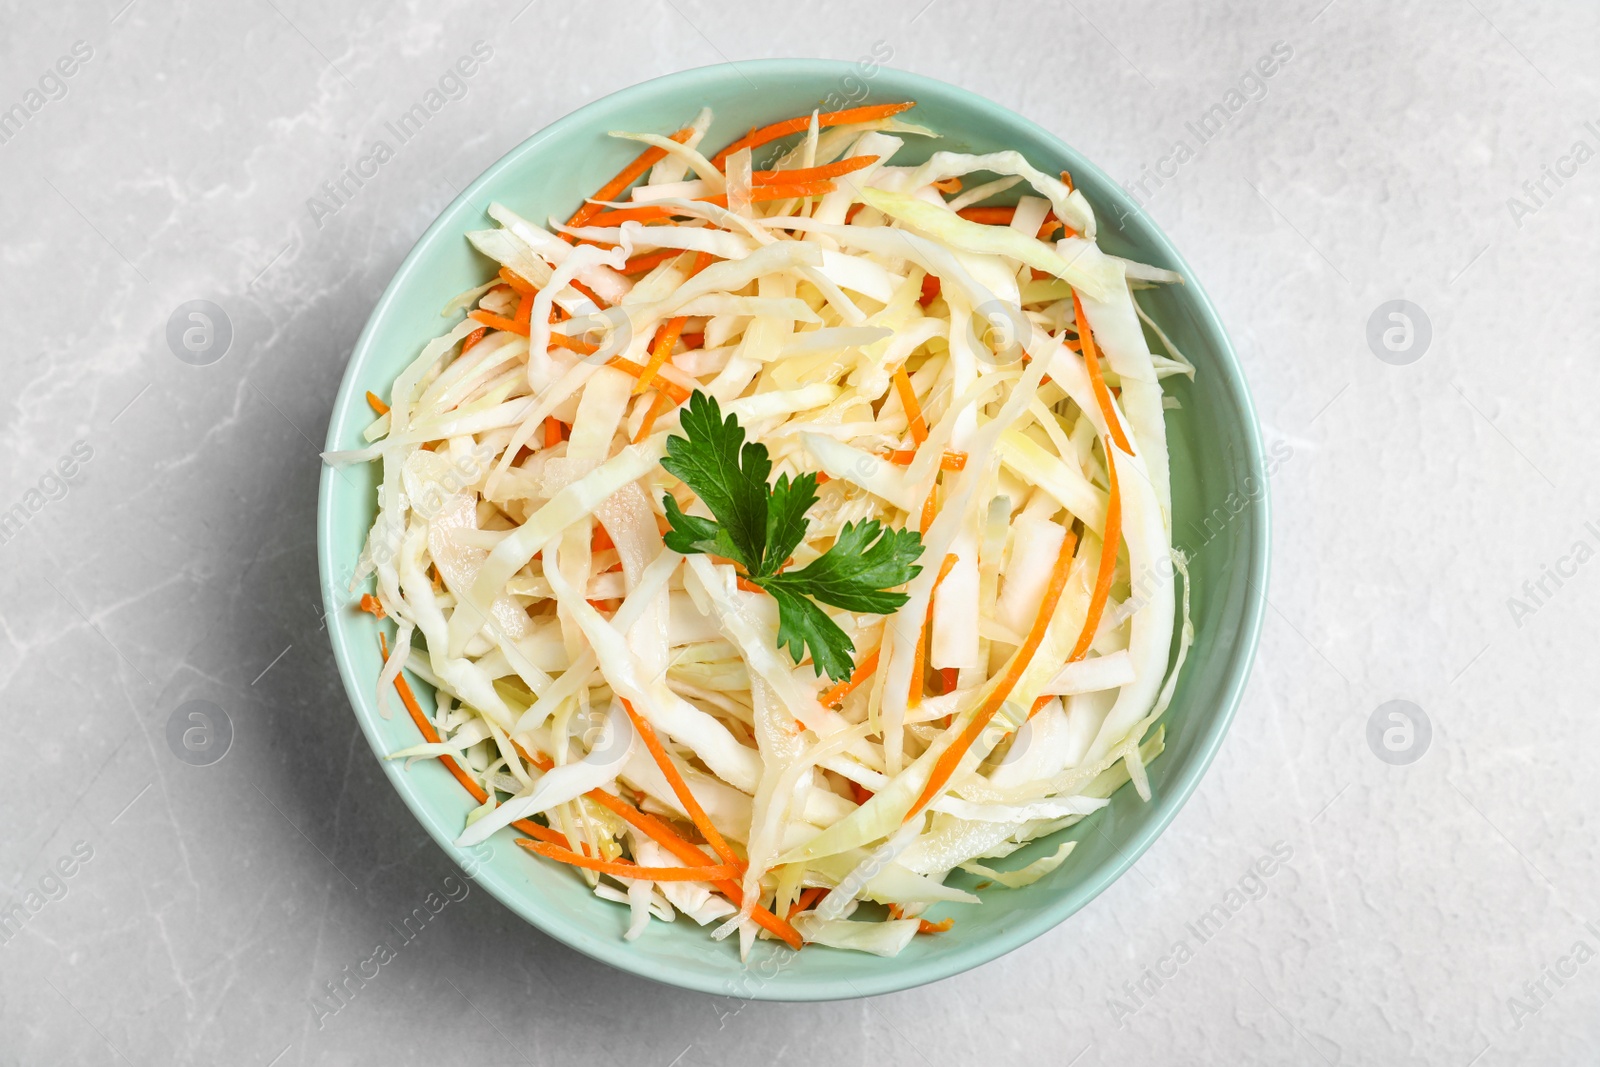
xmin=378 ymin=634 xmax=569 ymax=848
xmin=632 ymin=390 xmax=676 ymax=443
xmin=460 ymin=326 xmax=488 ymax=353
xmin=909 ymin=553 xmax=960 ymax=709
xmin=622 ymin=247 xmax=683 ymax=275
xmin=1069 ymin=444 xmax=1122 ymax=662
xmin=848 ymin=780 xmax=874 ymax=807
xmin=932 ymin=176 xmax=962 ymax=194
xmin=590 ymin=523 xmax=614 ymax=553
xmin=580 ymin=782 xmax=802 ymax=949
xmin=606 ymin=356 xmax=690 ymax=404
xmin=543 ymin=417 xmax=563 ymax=449
xmin=586 ymin=181 xmax=838 ymax=226
xmin=365 ymin=391 xmax=390 ymax=417
xmin=845 ymin=203 xmax=865 ymax=224
xmin=619 ymin=700 xmax=743 ymax=872
xmin=1073 ymin=291 xmax=1133 ymax=455
xmin=679 ymin=331 xmax=705 ymax=350
xmin=564 ymin=127 xmax=694 ymax=239
xmin=885 ymin=448 xmax=966 ymax=471
xmin=820 ymin=646 xmax=880 ymax=708
xmin=907 ymin=528 xmax=1080 ymax=821
xmin=918 ymin=273 xmax=941 ymax=307
xmin=635 ymin=252 xmax=712 ymax=394
xmin=710 ymin=101 xmax=916 ymax=168
xmin=548 ymin=330 xmax=598 ymax=355
xmin=956 ymin=206 xmax=1015 ymax=225
xmin=383 ymin=641 xmax=802 ymax=947
xmin=512 ymin=292 xmax=534 ymax=332
xmin=918 ymin=917 xmax=954 ymax=934
xmin=919 ymin=486 xmax=939 ymax=535
xmin=752 ymin=155 xmax=878 ymax=185
xmin=787 ymin=885 xmax=829 ymax=919
xmin=1025 ymin=693 xmax=1054 ymax=721
xmin=516 ymin=839 xmax=736 ymax=882
xmin=892 ymin=367 xmax=928 ymax=445
xmin=939 ymin=667 xmax=959 ymax=695
xmin=357 ymin=594 xmax=385 ymax=620
xmin=498 ymin=267 xmax=538 ymax=296
xmin=1061 ymin=168 xmax=1074 ymax=192
xmin=467 ymin=308 xmax=526 ymax=337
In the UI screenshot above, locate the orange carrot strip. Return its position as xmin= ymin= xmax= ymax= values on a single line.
xmin=516 ymin=839 xmax=736 ymax=882
xmin=632 ymin=390 xmax=676 ymax=443
xmin=907 ymin=529 xmax=1080 ymax=821
xmin=378 ymin=635 xmax=568 ymax=848
xmin=460 ymin=326 xmax=488 ymax=353
xmin=710 ymin=102 xmax=916 ymax=168
xmin=580 ymin=786 xmax=802 ymax=949
xmin=1073 ymin=292 xmax=1133 ymax=455
xmin=513 ymin=292 xmax=534 ymax=332
xmin=918 ymin=273 xmax=941 ymax=307
xmin=619 ymin=700 xmax=743 ymax=872
xmin=957 ymin=206 xmax=1015 ymax=224
xmin=1025 ymin=693 xmax=1054 ymax=721
xmin=908 ymin=553 xmax=960 ymax=709
xmin=820 ymin=646 xmax=880 ymax=708
xmin=679 ymin=331 xmax=705 ymax=350
xmin=1068 ymin=443 xmax=1122 ymax=662
xmin=787 ymin=885 xmax=829 ymax=919
xmin=357 ymin=594 xmax=385 ymax=620
xmin=892 ymin=367 xmax=928 ymax=445
xmin=564 ymin=127 xmax=695 ymax=239
xmin=365 ymin=391 xmax=390 ymax=417
xmin=751 ymin=155 xmax=878 ymax=185
xmin=498 ymin=267 xmax=539 ymax=296
xmin=919 ymin=486 xmax=939 ymax=535
xmin=939 ymin=667 xmax=959 ymax=695
xmin=885 ymin=449 xmax=966 ymax=471
xmin=468 ymin=308 xmax=526 ymax=337
xmin=543 ymin=417 xmax=563 ymax=449
xmin=635 ymin=252 xmax=712 ymax=394
xmin=848 ymin=781 xmax=875 ymax=807
xmin=586 ymin=181 xmax=837 ymax=226
xmin=932 ymin=176 xmax=962 ymax=194
xmin=622 ymin=247 xmax=683 ymax=275
xmin=606 ymin=357 xmax=690 ymax=404
xmin=635 ymin=314 xmax=689 ymax=395
xmin=917 ymin=917 xmax=954 ymax=934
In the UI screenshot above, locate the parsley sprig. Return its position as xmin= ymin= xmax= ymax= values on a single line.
xmin=661 ymin=391 xmax=925 ymax=682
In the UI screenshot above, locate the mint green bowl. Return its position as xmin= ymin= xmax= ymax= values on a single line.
xmin=317 ymin=60 xmax=1268 ymax=1000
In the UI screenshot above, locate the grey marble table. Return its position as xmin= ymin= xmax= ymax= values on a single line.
xmin=2 ymin=1 xmax=1597 ymax=1064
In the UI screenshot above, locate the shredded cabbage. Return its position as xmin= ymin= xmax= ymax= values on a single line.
xmin=333 ymin=101 xmax=1195 ymax=960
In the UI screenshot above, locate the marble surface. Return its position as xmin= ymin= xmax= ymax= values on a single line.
xmin=3 ymin=1 xmax=1598 ymax=1063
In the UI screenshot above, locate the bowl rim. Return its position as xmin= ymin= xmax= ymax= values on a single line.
xmin=317 ymin=57 xmax=1270 ymax=1001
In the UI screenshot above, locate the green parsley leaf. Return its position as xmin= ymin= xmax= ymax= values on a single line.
xmin=765 ymin=585 xmax=858 ymax=685
xmin=761 ymin=519 xmax=925 ymax=615
xmin=660 ymin=391 xmax=771 ymax=574
xmin=661 ymin=391 xmax=926 ymax=682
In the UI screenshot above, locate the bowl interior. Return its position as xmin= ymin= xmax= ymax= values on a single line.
xmin=317 ymin=59 xmax=1268 ymax=1000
